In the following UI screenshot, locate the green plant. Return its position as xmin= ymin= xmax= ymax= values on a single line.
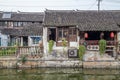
xmin=20 ymin=54 xmax=27 ymax=64
xmin=99 ymin=39 xmax=106 ymax=55
xmin=48 ymin=40 xmax=54 ymax=53
xmin=62 ymin=38 xmax=67 ymax=53
xmin=78 ymin=45 xmax=86 ymax=60
xmin=0 ymin=47 xmax=17 ymax=56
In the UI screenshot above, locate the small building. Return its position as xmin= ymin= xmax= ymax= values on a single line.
xmin=0 ymin=11 xmax=44 ymax=46
xmin=43 ymin=10 xmax=120 ymax=57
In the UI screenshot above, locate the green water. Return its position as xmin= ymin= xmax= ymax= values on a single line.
xmin=0 ymin=68 xmax=120 ymax=80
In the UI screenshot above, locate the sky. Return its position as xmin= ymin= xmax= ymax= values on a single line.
xmin=0 ymin=0 xmax=120 ymax=12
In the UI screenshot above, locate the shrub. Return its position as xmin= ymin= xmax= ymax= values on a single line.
xmin=78 ymin=45 xmax=86 ymax=60
xmin=62 ymin=38 xmax=67 ymax=53
xmin=19 ymin=54 xmax=27 ymax=64
xmin=99 ymin=39 xmax=106 ymax=55
xmin=0 ymin=47 xmax=17 ymax=56
xmin=62 ymin=38 xmax=67 ymax=47
xmin=48 ymin=40 xmax=54 ymax=53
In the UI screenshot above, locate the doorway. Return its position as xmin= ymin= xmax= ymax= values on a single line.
xmin=48 ymin=28 xmax=56 ymax=41
xmin=23 ymin=36 xmax=28 ymax=46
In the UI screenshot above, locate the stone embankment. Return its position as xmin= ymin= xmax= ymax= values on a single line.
xmin=0 ymin=57 xmax=120 ymax=69
xmin=0 ymin=57 xmax=82 ymax=68
xmin=0 ymin=50 xmax=120 ymax=69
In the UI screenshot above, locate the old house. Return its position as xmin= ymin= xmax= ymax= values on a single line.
xmin=43 ymin=10 xmax=120 ymax=57
xmin=0 ymin=11 xmax=44 ymax=46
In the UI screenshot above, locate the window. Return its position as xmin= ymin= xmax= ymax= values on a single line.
xmin=69 ymin=28 xmax=76 ymax=35
xmin=13 ymin=22 xmax=27 ymax=27
xmin=2 ymin=12 xmax=11 ymax=19
xmin=57 ymin=27 xmax=68 ymax=41
xmin=69 ymin=27 xmax=77 ymax=41
xmin=0 ymin=21 xmax=9 ymax=26
xmin=31 ymin=37 xmax=41 ymax=44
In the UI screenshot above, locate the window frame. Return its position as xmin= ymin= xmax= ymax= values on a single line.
xmin=31 ymin=36 xmax=41 ymax=44
xmin=57 ymin=27 xmax=68 ymax=41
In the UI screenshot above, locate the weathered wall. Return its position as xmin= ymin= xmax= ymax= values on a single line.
xmin=0 ymin=58 xmax=82 ymax=68
xmin=0 ymin=57 xmax=120 ymax=69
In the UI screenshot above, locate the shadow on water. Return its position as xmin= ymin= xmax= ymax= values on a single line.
xmin=0 ymin=68 xmax=120 ymax=80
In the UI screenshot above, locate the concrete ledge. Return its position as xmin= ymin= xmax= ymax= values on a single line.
xmin=83 ymin=61 xmax=120 ymax=69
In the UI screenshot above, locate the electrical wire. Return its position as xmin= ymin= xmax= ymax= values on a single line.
xmin=88 ymin=1 xmax=97 ymax=10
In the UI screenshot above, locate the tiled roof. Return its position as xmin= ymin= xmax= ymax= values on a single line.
xmin=1 ymin=23 xmax=43 ymax=36
xmin=21 ymin=23 xmax=43 ymax=36
xmin=1 ymin=28 xmax=21 ymax=36
xmin=0 ymin=12 xmax=44 ymax=22
xmin=44 ymin=10 xmax=120 ymax=31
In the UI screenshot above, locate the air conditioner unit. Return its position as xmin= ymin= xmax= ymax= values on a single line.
xmin=68 ymin=49 xmax=78 ymax=58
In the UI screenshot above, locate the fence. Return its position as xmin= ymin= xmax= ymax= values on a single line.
xmin=0 ymin=46 xmax=43 ymax=57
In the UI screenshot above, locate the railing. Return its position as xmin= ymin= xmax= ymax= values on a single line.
xmin=0 ymin=46 xmax=43 ymax=57
xmin=80 ymin=40 xmax=117 ymax=46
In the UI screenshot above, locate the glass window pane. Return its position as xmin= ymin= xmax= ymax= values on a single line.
xmin=69 ymin=28 xmax=72 ymax=35
xmin=63 ymin=31 xmax=67 ymax=38
xmin=13 ymin=22 xmax=18 ymax=26
xmin=73 ymin=28 xmax=76 ymax=35
xmin=31 ymin=37 xmax=41 ymax=44
xmin=58 ymin=30 xmax=62 ymax=38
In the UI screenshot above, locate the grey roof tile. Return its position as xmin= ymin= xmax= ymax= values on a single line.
xmin=44 ymin=10 xmax=120 ymax=31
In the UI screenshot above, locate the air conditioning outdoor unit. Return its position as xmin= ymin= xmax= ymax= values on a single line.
xmin=68 ymin=49 xmax=78 ymax=58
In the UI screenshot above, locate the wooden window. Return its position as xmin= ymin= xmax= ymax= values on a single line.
xmin=57 ymin=27 xmax=68 ymax=41
xmin=69 ymin=27 xmax=77 ymax=41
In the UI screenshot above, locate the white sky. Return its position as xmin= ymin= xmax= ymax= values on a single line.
xmin=0 ymin=0 xmax=120 ymax=12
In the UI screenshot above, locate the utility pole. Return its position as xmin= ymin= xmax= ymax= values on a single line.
xmin=97 ymin=0 xmax=102 ymax=11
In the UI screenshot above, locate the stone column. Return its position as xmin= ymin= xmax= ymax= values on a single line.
xmin=43 ymin=27 xmax=48 ymax=58
xmin=20 ymin=37 xmax=23 ymax=46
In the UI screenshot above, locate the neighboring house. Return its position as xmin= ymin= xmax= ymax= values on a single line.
xmin=0 ymin=11 xmax=44 ymax=46
xmin=43 ymin=10 xmax=120 ymax=56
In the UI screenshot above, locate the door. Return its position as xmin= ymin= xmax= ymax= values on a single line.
xmin=48 ymin=28 xmax=56 ymax=41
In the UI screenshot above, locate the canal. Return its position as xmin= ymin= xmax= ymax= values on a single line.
xmin=0 ymin=68 xmax=120 ymax=80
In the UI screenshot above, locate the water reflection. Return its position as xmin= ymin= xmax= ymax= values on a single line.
xmin=0 ymin=68 xmax=119 ymax=80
